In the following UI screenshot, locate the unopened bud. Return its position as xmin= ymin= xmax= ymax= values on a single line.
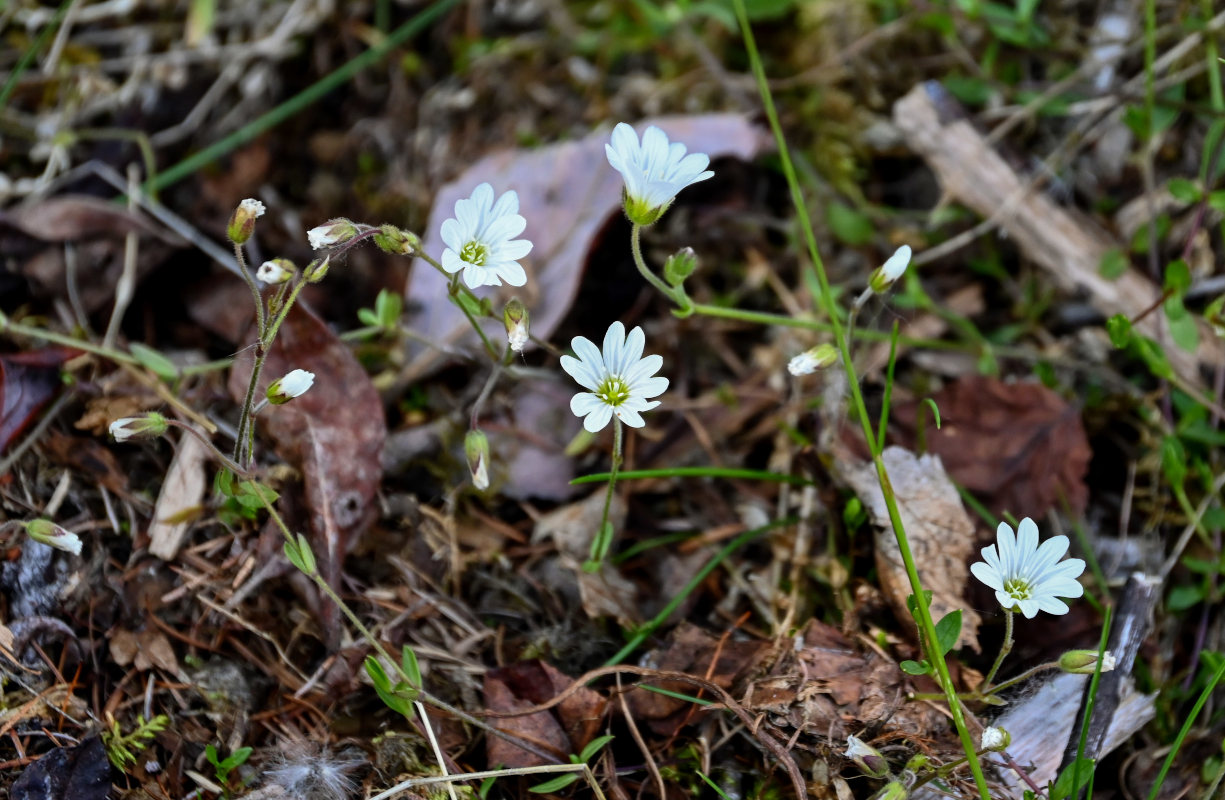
xmin=109 ymin=413 xmax=168 ymax=442
xmin=664 ymin=247 xmax=698 ymax=287
xmin=844 ymin=735 xmax=890 ymax=779
xmin=465 ymin=429 xmax=490 ymax=490
xmin=266 ymin=369 xmax=315 ymax=404
xmin=373 ymin=224 xmax=420 ymax=255
xmin=787 ymin=343 xmax=838 ymax=376
xmin=1059 ymin=649 xmax=1116 ymax=674
xmin=307 ymin=218 xmax=358 ymax=250
xmin=504 ymin=299 xmax=529 ymax=353
xmin=24 ymin=519 xmax=82 ymax=556
xmin=256 ymin=258 xmax=295 ymax=285
xmin=869 ymin=245 xmax=912 ymax=294
xmin=305 ymin=255 xmax=330 ymax=283
xmin=980 ymin=726 xmax=1009 ymax=752
xmin=870 ymin=782 xmax=909 ymax=800
xmin=1206 ymin=296 xmax=1225 ymax=338
xmin=227 ymin=198 xmax=265 ymax=245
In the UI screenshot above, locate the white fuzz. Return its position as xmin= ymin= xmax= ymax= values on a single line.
xmin=263 ymin=747 xmax=362 ymax=800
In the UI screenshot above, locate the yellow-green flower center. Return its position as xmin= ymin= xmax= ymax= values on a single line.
xmin=460 ymin=241 xmax=489 ymax=266
xmin=1003 ymin=577 xmax=1032 ymax=600
xmin=597 ymin=376 xmax=631 ymax=407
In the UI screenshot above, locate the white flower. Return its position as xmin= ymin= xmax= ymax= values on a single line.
xmin=970 ymin=518 xmax=1086 ymax=618
xmin=109 ymin=414 xmax=168 ymax=442
xmin=440 ymin=183 xmax=532 ymax=289
xmin=508 ymin=320 xmax=528 ymax=353
xmin=787 ymin=344 xmax=838 ymax=376
xmin=844 ymin=735 xmax=874 ymax=760
xmin=560 ymin=322 xmax=668 ymax=433
xmin=24 ymin=519 xmax=82 ymax=556
xmin=239 ymin=198 xmax=265 ymax=217
xmin=980 ymin=726 xmax=1008 ymax=751
xmin=256 ymin=259 xmax=293 ymax=284
xmin=869 ymin=245 xmax=912 ymax=293
xmin=465 ymin=429 xmax=490 ymax=491
xmin=109 ymin=417 xmax=139 ymax=441
xmin=307 ymin=218 xmax=357 ymax=250
xmin=605 ymin=123 xmax=714 ymax=225
xmin=267 ymin=369 xmax=315 ymax=404
xmin=843 ymin=735 xmax=889 ymax=778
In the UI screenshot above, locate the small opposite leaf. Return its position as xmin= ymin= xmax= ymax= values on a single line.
xmin=934 ymin=609 xmax=963 ymax=655
xmin=900 ymin=660 xmax=931 ymax=675
xmin=529 ymin=773 xmax=582 ymax=794
xmin=130 ymin=342 xmax=179 ymax=381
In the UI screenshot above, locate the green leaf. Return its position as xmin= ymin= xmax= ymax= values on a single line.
xmin=1106 ymin=314 xmax=1132 ymax=348
xmin=130 ymin=342 xmax=179 ymax=381
xmin=375 ymin=289 xmax=403 ymax=328
xmin=1162 ymin=436 xmax=1188 ymax=490
xmin=357 ymin=308 xmax=379 ymax=327
xmin=365 ymin=656 xmax=413 ymax=718
xmin=1133 ymin=335 xmax=1173 ymax=379
xmin=1167 ymin=583 xmax=1204 ymax=611
xmin=922 ymin=398 xmax=942 ymax=429
xmin=1167 ymin=178 xmax=1201 ymax=204
xmin=826 ymin=201 xmax=873 ymax=246
xmin=900 ymin=660 xmax=931 ymax=676
xmin=401 ymin=645 xmax=422 ymax=688
xmin=204 ymin=744 xmax=220 ymax=767
xmin=529 ymin=773 xmax=582 ymax=793
xmin=1164 ymin=259 xmax=1192 ymax=293
xmin=934 ymin=610 xmax=963 ymax=655
xmin=1166 ymin=305 xmax=1200 ymax=353
xmin=1098 ymin=248 xmax=1129 ymax=280
xmin=578 ymin=734 xmax=615 ymax=764
xmin=905 ymin=590 xmax=934 ymax=616
xmin=1050 ymin=757 xmax=1095 ymax=800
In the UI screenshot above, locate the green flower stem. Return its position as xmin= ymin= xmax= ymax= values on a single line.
xmin=233 ymin=242 xmax=266 ymax=339
xmin=245 ymin=481 xmax=558 ymax=765
xmin=731 ymin=2 xmax=990 ymax=796
xmin=982 ymin=659 xmax=1060 ymax=697
xmin=470 ymin=345 xmax=513 ymax=430
xmin=571 ymin=467 xmax=811 ymax=486
xmin=982 ymin=609 xmax=1015 ymax=689
xmin=585 ymin=418 xmax=623 ymax=571
xmin=412 ymin=250 xmax=503 ymax=363
xmin=0 ymin=314 xmax=139 ymax=365
xmin=630 ymin=223 xmax=684 ymax=303
xmin=163 ymin=419 xmax=250 ymax=478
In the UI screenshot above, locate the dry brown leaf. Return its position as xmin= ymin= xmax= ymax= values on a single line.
xmin=404 ymin=114 xmax=766 ymax=380
xmin=483 ymin=662 xmax=575 ymax=768
xmin=227 ymin=303 xmax=386 ymax=641
xmin=839 ymin=446 xmax=981 ymax=653
xmin=890 ymin=375 xmax=1091 ymax=518
xmin=109 ymin=628 xmax=180 ymax=674
xmin=533 ymin=491 xmax=636 ymax=623
xmin=148 ymin=434 xmax=208 ymax=561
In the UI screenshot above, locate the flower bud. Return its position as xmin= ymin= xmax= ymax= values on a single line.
xmin=307 ymin=218 xmax=358 ymax=250
xmin=869 ymin=245 xmax=912 ymax=294
xmin=373 ymin=224 xmax=420 ymax=255
xmin=24 ymin=519 xmax=82 ymax=556
xmin=870 ymin=781 xmax=909 ymax=800
xmin=664 ymin=247 xmax=698 ymax=287
xmin=266 ymin=369 xmax=315 ymax=405
xmin=227 ymin=198 xmax=265 ymax=245
xmin=504 ymin=299 xmax=529 ymax=353
xmin=1206 ymin=296 xmax=1225 ymax=338
xmin=980 ymin=726 xmax=1009 ymax=752
xmin=304 ymin=255 xmax=330 ymax=283
xmin=256 ymin=258 xmax=295 ymax=285
xmin=844 ymin=735 xmax=890 ymax=779
xmin=1059 ymin=649 xmax=1116 ymax=674
xmin=787 ymin=343 xmax=838 ymax=376
xmin=109 ymin=413 xmax=168 ymax=442
xmin=465 ymin=429 xmax=490 ymax=490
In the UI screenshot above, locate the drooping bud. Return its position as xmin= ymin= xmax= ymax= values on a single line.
xmin=109 ymin=413 xmax=168 ymax=442
xmin=307 ymin=218 xmax=358 ymax=250
xmin=256 ymin=258 xmax=295 ymax=285
xmin=664 ymin=247 xmax=698 ymax=287
xmin=844 ymin=735 xmax=890 ymax=779
xmin=304 ymin=255 xmax=330 ymax=283
xmin=465 ymin=429 xmax=490 ymax=490
xmin=787 ymin=343 xmax=839 ymax=376
xmin=373 ymin=224 xmax=420 ymax=256
xmin=24 ymin=519 xmax=82 ymax=556
xmin=980 ymin=726 xmax=1010 ymax=752
xmin=227 ymin=198 xmax=265 ymax=245
xmin=1059 ymin=649 xmax=1116 ymax=675
xmin=504 ymin=299 xmax=529 ymax=353
xmin=266 ymin=369 xmax=315 ymax=405
xmin=869 ymin=245 xmax=912 ymax=294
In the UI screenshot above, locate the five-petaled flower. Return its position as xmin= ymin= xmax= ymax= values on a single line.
xmin=605 ymin=123 xmax=714 ymax=226
xmin=440 ymin=183 xmax=532 ymax=289
xmin=560 ymin=322 xmax=668 ymax=433
xmin=970 ymin=517 xmax=1086 ymax=618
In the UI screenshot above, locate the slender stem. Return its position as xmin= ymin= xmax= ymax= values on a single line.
xmin=630 ymin=224 xmax=685 ymax=303
xmin=0 ymin=315 xmax=139 ymax=364
xmin=163 ymin=420 xmax=250 ymax=478
xmin=731 ymin=3 xmax=991 ymax=796
xmin=586 ymin=419 xmax=624 ymax=570
xmin=233 ymin=242 xmax=266 ymax=338
xmin=982 ymin=609 xmax=1015 ymax=688
xmin=453 ymin=286 xmax=501 ymax=362
xmin=470 ymin=346 xmax=512 ymax=429
xmin=984 ymin=659 xmax=1060 ymax=697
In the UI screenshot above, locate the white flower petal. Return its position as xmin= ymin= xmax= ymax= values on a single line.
xmin=583 ymin=404 xmax=613 ymax=433
xmin=972 ymin=517 xmax=1087 ymax=618
xmin=439 ymin=183 xmax=531 ymax=292
xmin=606 ymin=123 xmax=715 ymax=216
xmin=615 ymin=407 xmax=645 ymax=427
xmin=561 ymin=321 xmax=668 ymax=431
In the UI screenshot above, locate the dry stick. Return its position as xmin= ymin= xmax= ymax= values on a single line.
xmin=483 ymin=665 xmax=808 ymax=800
xmin=616 ymin=674 xmax=665 ymax=800
xmin=416 ymin=700 xmax=459 ymax=800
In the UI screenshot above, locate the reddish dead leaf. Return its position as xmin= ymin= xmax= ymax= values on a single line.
xmin=839 ymin=447 xmax=982 ymax=653
xmin=0 ymin=348 xmax=75 ymax=457
xmin=484 ymin=662 xmax=580 ymax=768
xmin=889 ymin=376 xmax=1091 ymax=518
xmin=404 ymin=114 xmax=766 ymax=380
xmin=227 ymin=303 xmax=386 ymax=641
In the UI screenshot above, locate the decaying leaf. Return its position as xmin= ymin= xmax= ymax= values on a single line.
xmin=227 ymin=303 xmax=386 ymax=641
xmin=109 ymin=628 xmax=181 ymax=675
xmin=532 ymin=490 xmax=635 ymax=623
xmin=10 ymin=736 xmax=111 ymax=800
xmin=839 ymin=446 xmax=982 ymax=653
xmin=888 ymin=376 xmax=1091 ymax=518
xmin=147 ymin=434 xmax=208 ymax=561
xmin=404 ymin=114 xmax=766 ymax=380
xmin=484 ymin=660 xmax=607 ymax=768
xmin=0 ymin=349 xmax=76 ymax=457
